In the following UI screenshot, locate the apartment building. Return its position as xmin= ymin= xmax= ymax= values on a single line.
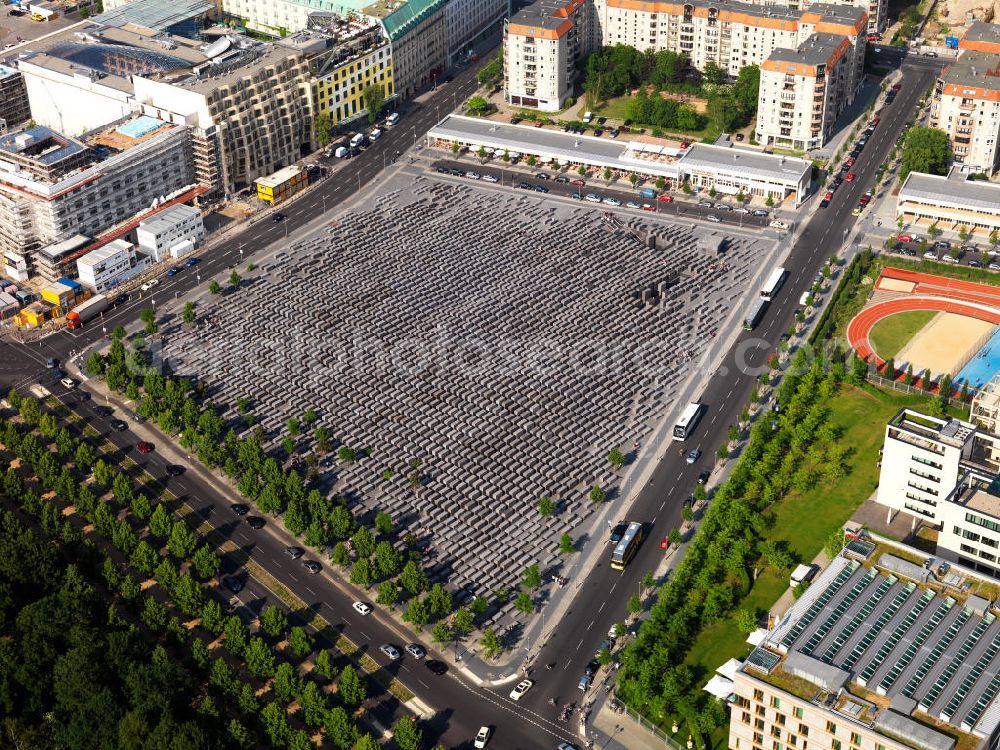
xmin=136 ymin=203 xmax=205 ymax=262
xmin=729 ymin=551 xmax=1000 ymax=750
xmin=503 ymin=0 xmax=865 ymax=114
xmin=756 ymin=31 xmax=861 ymax=150
xmin=76 ymin=239 xmax=149 ymax=292
xmin=298 ymin=16 xmax=395 ymax=126
xmin=0 ymin=115 xmax=194 ymax=282
xmin=503 ymin=0 xmax=595 ymax=111
xmin=930 ymin=50 xmax=1000 ymax=175
xmin=0 ymin=65 xmax=31 ymax=132
xmin=875 ymin=408 xmax=987 ymax=524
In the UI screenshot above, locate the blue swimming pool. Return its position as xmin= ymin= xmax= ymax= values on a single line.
xmin=956 ymin=325 xmax=1000 ymax=388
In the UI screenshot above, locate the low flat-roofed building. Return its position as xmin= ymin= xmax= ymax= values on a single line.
xmin=730 ymin=550 xmax=1000 ymax=750
xmin=76 ymin=238 xmax=148 ymax=292
xmin=255 ymin=165 xmax=307 ymax=204
xmin=676 ymin=143 xmax=812 ymax=206
xmin=897 ymin=168 xmax=1000 ymax=236
xmin=135 ymin=203 xmax=204 ymax=262
xmin=33 ymin=235 xmax=92 ymax=284
xmin=427 ymin=114 xmax=812 ymax=204
xmin=89 ymin=0 xmax=217 ymax=38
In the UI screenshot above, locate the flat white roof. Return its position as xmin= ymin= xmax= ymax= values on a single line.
xmin=255 ymin=165 xmax=304 ymax=189
xmin=899 ymin=169 xmax=1000 ymax=214
xmin=138 ymin=203 xmax=201 ymax=233
xmin=427 ymin=114 xmax=682 ymax=178
xmin=77 ymin=238 xmax=133 ymax=268
xmin=677 ymin=143 xmax=811 ymax=186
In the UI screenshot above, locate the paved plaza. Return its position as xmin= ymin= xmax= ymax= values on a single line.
xmin=163 ymin=174 xmax=774 ymax=600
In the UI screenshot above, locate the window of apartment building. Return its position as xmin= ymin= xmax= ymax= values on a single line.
xmin=756 ymin=719 xmax=766 ymax=731
xmin=743 ymin=712 xmax=752 ymax=724
xmin=771 ymin=727 xmax=782 ymax=739
xmin=789 ymin=736 xmax=798 ymax=747
xmin=826 ymin=723 xmax=836 ymax=735
xmin=832 ymin=742 xmax=842 ymax=750
xmin=774 ymin=743 xmax=784 ymax=750
xmin=757 ymin=705 xmax=767 ymax=716
xmin=983 ymin=535 xmax=999 ymax=548
xmin=776 ymin=714 xmax=786 ymax=726
xmin=755 ymin=733 xmax=765 ymax=746
xmin=799 ymin=725 xmax=809 ymax=737
xmin=754 ymin=690 xmax=765 ymax=701
xmin=967 ymin=513 xmax=1000 ymax=533
xmin=771 ymin=698 xmax=782 ymax=709
xmin=794 ymin=708 xmax=804 ymax=720
xmin=850 ymin=733 xmax=862 ymax=746
xmin=980 ymin=550 xmax=996 ymax=562
xmin=961 ymin=543 xmax=977 ymax=555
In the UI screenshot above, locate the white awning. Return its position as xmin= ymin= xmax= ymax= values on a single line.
xmin=704 ymin=675 xmax=734 ymax=699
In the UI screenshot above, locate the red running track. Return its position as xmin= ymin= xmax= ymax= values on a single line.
xmin=882 ymin=267 xmax=1000 ymax=301
xmin=847 ymin=296 xmax=1000 ymax=366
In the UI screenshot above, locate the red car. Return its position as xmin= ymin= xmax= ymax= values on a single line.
xmin=871 ymin=115 xmax=880 ymax=125
xmin=570 ymin=178 xmax=585 ymax=186
xmin=136 ymin=441 xmax=154 ymax=454
xmin=660 ymin=536 xmax=669 ymax=550
xmin=892 ymin=83 xmax=902 ymax=91
xmin=845 ymin=172 xmax=856 ymax=182
xmin=642 ymin=204 xmax=655 ymax=211
xmin=679 ymin=141 xmax=691 ymax=149
xmin=846 ymin=157 xmax=856 ymax=167
xmin=657 ymin=194 xmax=674 ymax=203
xmin=824 ymin=191 xmax=833 ymax=201
xmin=897 ymin=234 xmax=913 ymax=243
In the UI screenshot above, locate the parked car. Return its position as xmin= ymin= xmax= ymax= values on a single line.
xmin=352 ymin=601 xmax=372 ymax=615
xmin=140 ymin=279 xmax=160 ymax=292
xmin=165 ymin=464 xmax=184 ymax=477
xmin=924 ymin=251 xmax=939 ymax=261
xmin=897 ymin=234 xmax=913 ymax=243
xmin=657 ymin=194 xmax=673 ymax=203
xmin=222 ymin=575 xmax=243 ymax=593
xmin=246 ymin=516 xmax=265 ymax=529
xmin=578 ymin=673 xmax=593 ymax=691
xmin=184 ymin=256 xmax=200 ymax=267
xmin=231 ymin=503 xmax=250 ymax=515
xmin=405 ymin=643 xmax=426 ymax=659
xmin=165 ymin=266 xmax=183 ymax=277
xmin=602 ymin=197 xmax=621 ymax=206
xmin=933 ymin=240 xmax=952 ymax=251
xmin=302 ymin=560 xmax=321 ymax=574
xmin=272 ymin=212 xmax=286 ymax=222
xmin=285 ymin=546 xmax=305 ymax=559
xmin=609 ymin=522 xmax=627 ymax=544
xmin=136 ymin=441 xmax=153 ymax=454
xmin=60 ymin=377 xmax=75 ymax=388
xmin=845 ymin=172 xmax=856 ymax=182
xmin=686 ymin=447 xmax=702 ymax=464
xmin=425 ymin=660 xmax=448 ymax=675
xmin=706 ymin=214 xmax=721 ymax=223
xmin=584 ymin=194 xmax=601 ymax=203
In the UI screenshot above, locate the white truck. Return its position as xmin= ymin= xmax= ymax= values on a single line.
xmin=790 ymin=564 xmax=817 ymax=588
xmin=350 ymin=132 xmax=365 ymax=149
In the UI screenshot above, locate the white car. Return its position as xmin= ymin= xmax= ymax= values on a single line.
xmin=608 ymin=624 xmax=621 ymax=639
xmin=706 ymin=214 xmax=721 ymax=223
xmin=584 ymin=194 xmax=602 ymax=203
xmin=352 ymin=601 xmax=372 ymax=615
xmin=474 ymin=726 xmax=491 ymax=749
xmin=509 ymin=679 xmax=534 ymax=700
xmin=733 ymin=207 xmax=750 ymax=214
xmin=923 ymin=251 xmax=938 ymax=261
xmin=482 ymin=174 xmax=499 ymax=183
xmin=140 ymin=279 xmax=160 ymax=292
xmin=60 ymin=377 xmax=75 ymax=388
xmin=602 ymin=197 xmax=621 ymax=206
xmin=626 ymin=201 xmax=641 ymax=209
xmin=714 ymin=204 xmax=732 ymax=211
xmin=941 ymin=254 xmax=960 ymax=264
xmin=769 ymin=219 xmax=790 ymax=230
xmin=379 ymin=644 xmax=401 ymax=660
xmin=405 ymin=643 xmax=426 ymax=659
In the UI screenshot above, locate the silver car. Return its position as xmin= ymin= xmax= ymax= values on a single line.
xmin=602 ymin=197 xmax=622 ymax=206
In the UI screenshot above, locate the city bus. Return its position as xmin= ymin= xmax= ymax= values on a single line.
xmin=744 ymin=299 xmax=768 ymax=330
xmin=611 ymin=521 xmax=644 ymax=571
xmin=760 ymin=267 xmax=787 ymax=301
xmin=672 ymin=402 xmax=704 ymax=441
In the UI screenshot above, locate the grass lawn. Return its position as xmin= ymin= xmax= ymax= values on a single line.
xmin=681 ymin=382 xmax=967 ymax=687
xmin=868 ymin=309 xmax=937 ymax=360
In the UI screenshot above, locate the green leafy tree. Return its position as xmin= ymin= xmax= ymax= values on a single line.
xmin=735 ymin=608 xmax=758 ymax=633
xmin=393 ymin=716 xmax=422 ymax=750
xmin=703 ymin=60 xmax=725 ymax=84
xmin=245 ymin=636 xmax=276 ymax=678
xmin=404 ymin=597 xmax=429 ymax=630
xmin=260 ymin=605 xmax=288 ymax=639
xmin=191 ymin=545 xmax=220 ymax=580
xmin=331 ymin=542 xmax=350 ymax=567
xmin=467 ymin=95 xmax=490 ymax=116
xmin=900 ymin=126 xmax=952 ymax=182
xmin=314 ymin=649 xmax=337 ymax=680
xmin=376 ymin=579 xmax=399 ymax=607
xmin=167 ymin=519 xmax=197 ymax=559
xmin=400 ymin=560 xmax=429 ymax=594
xmin=522 ymin=564 xmax=542 ymax=589
xmin=454 ymin=606 xmax=474 ymax=636
xmin=350 ymin=558 xmax=373 ymax=588
xmin=559 ymin=532 xmax=575 ymax=554
xmin=425 ymin=583 xmax=452 ymax=619
xmin=129 ymin=540 xmax=158 ymax=575
xmin=229 ymin=270 xmax=242 ymax=288
xmin=362 ymin=83 xmax=386 ymax=124
xmin=209 ymin=280 xmax=222 ymax=295
xmin=315 ymin=112 xmax=335 ymax=145
xmin=338 ymin=664 xmax=366 ymax=707
xmin=480 ymin=627 xmax=502 ymax=659
xmin=514 ymin=590 xmax=534 ymax=614
xmin=352 ymin=527 xmax=375 ymax=558
xmin=432 ymin=621 xmax=452 ymax=644
xmin=260 ymin=702 xmax=290 ymax=747
xmin=182 ymin=302 xmax=196 ymax=325
xmin=273 ymin=662 xmax=302 ymax=703
xmin=224 ymin=615 xmax=250 ymax=657
xmin=139 ymin=308 xmax=157 ymax=335
xmin=375 ymin=510 xmax=393 ymax=535
xmin=148 ymin=503 xmax=172 ymax=539
xmin=627 ymin=594 xmax=643 ymax=615
xmin=589 ymin=484 xmax=606 ymax=503
xmin=289 ymin=625 xmax=314 ymax=659
xmin=201 ymin=599 xmax=225 ymax=634
xmin=608 ymin=446 xmax=625 ymax=469
xmin=538 ymin=495 xmax=556 ymax=517
xmin=325 ymin=706 xmax=358 ymax=749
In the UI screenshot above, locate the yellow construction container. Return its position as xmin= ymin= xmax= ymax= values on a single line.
xmin=255 ymin=166 xmax=307 ymax=204
xmin=17 ymin=301 xmax=55 ymax=327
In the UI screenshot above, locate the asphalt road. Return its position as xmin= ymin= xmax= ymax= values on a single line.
xmin=0 ymin=51 xmax=941 ymax=750
xmin=430 ymin=160 xmax=772 ymax=230
xmin=509 ymin=56 xmax=942 ymax=731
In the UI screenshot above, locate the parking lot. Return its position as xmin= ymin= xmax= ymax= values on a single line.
xmin=0 ymin=6 xmax=81 ymax=51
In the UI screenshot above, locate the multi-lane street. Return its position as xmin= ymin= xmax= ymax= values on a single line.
xmin=0 ymin=49 xmax=942 ymax=750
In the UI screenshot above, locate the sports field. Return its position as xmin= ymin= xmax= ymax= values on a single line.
xmin=868 ymin=310 xmax=936 ymax=360
xmin=896 ymin=312 xmax=994 ymax=377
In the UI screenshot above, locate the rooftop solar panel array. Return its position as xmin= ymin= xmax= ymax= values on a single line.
xmin=777 ymin=558 xmax=1000 ymax=738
